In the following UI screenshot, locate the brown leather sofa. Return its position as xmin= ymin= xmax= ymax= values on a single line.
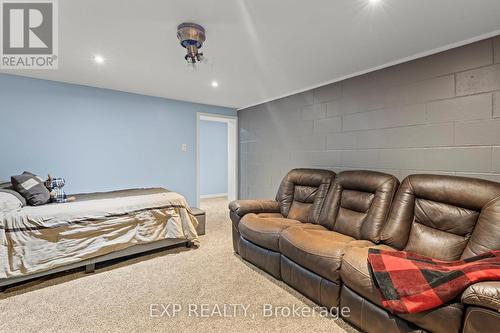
xmin=229 ymin=169 xmax=500 ymax=333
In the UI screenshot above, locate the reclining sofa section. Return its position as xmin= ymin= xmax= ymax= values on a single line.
xmin=230 ymin=168 xmax=336 ymax=278
xmin=229 ymin=169 xmax=500 ymax=333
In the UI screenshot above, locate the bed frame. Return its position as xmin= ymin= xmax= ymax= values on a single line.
xmin=0 ymin=208 xmax=206 ymax=291
xmin=0 ymin=238 xmax=190 ymax=291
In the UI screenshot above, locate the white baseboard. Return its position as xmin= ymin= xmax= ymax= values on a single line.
xmin=200 ymin=193 xmax=228 ymax=199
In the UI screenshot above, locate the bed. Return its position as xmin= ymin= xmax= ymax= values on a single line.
xmin=0 ymin=187 xmax=199 ymax=290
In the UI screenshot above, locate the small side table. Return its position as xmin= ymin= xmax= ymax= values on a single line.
xmin=191 ymin=207 xmax=206 ymax=235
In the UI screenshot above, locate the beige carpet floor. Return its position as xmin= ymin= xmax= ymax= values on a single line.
xmin=0 ymin=197 xmax=357 ymax=333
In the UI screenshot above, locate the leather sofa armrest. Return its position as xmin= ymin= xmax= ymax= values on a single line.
xmin=461 ymin=282 xmax=500 ymax=312
xmin=228 ymin=200 xmax=280 ymax=217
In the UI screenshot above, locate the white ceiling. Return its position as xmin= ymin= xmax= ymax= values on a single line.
xmin=3 ymin=0 xmax=500 ymax=109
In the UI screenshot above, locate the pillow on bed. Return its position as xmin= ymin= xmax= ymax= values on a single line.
xmin=0 ymin=191 xmax=23 ymax=213
xmin=11 ymin=171 xmax=50 ymax=206
xmin=0 ymin=188 xmax=27 ymax=206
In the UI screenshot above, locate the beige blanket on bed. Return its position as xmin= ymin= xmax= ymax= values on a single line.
xmin=0 ymin=189 xmax=199 ymax=279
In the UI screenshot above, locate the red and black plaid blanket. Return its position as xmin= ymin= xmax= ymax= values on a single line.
xmin=367 ymin=249 xmax=500 ymax=314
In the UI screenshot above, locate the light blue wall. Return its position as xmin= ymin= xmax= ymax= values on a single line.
xmin=0 ymin=74 xmax=236 ymax=205
xmin=199 ymin=120 xmax=228 ymax=196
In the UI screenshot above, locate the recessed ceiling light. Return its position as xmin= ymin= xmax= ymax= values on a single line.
xmin=94 ymin=55 xmax=105 ymax=64
xmin=211 ymin=81 xmax=219 ymax=88
xmin=369 ymin=0 xmax=381 ymax=4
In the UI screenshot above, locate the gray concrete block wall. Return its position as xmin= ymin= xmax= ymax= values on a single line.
xmin=494 ymin=91 xmax=500 ymax=117
xmin=495 ymin=37 xmax=500 ymax=64
xmin=238 ymin=37 xmax=500 ymax=199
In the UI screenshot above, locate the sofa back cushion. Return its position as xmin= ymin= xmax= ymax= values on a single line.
xmin=276 ymin=168 xmax=335 ymax=223
xmin=381 ymin=175 xmax=500 ymax=261
xmin=318 ymin=170 xmax=399 ymax=243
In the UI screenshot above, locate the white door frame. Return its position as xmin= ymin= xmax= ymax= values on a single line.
xmin=196 ymin=112 xmax=238 ymax=208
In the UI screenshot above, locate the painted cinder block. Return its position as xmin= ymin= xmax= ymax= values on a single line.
xmin=287 ymin=135 xmax=327 ymax=151
xmin=341 ymin=39 xmax=492 ymax=95
xmin=456 ymin=64 xmax=500 ymax=96
xmin=282 ymin=119 xmax=314 ymax=136
xmin=313 ymin=83 xmax=342 ymax=104
xmin=356 ymin=123 xmax=454 ymax=149
xmin=313 ymin=116 xmax=342 ymax=133
xmin=493 ymin=147 xmax=500 ymax=173
xmin=394 ymin=75 xmax=455 ymax=105
xmin=327 ymin=75 xmax=453 ymax=117
xmin=340 ymin=150 xmax=381 ymax=169
xmin=267 ymin=91 xmax=314 ymax=113
xmin=301 ymin=103 xmax=327 ymax=120
xmin=427 ymin=93 xmax=493 ymax=122
xmin=455 ymin=118 xmax=500 ymax=145
xmin=326 ymin=132 xmax=359 ymax=150
xmin=342 ymin=104 xmax=426 ymax=131
xmin=494 ymin=92 xmax=500 ymax=118
xmin=378 ymin=147 xmax=492 ymax=173
xmin=411 ymin=39 xmax=493 ymax=77
xmin=246 ymin=163 xmax=272 ymax=187
xmin=291 ymin=150 xmax=342 ymax=168
xmin=494 ymin=36 xmax=500 ymax=63
xmin=246 ymin=184 xmax=276 ymax=200
xmin=242 ymin=151 xmax=274 ymax=165
xmin=326 ymin=97 xmax=362 ymax=117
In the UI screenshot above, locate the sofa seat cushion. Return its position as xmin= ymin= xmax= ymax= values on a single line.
xmin=255 ymin=212 xmax=284 ymax=218
xmin=279 ymin=225 xmax=374 ymax=283
xmin=239 ymin=213 xmax=302 ymax=251
xmin=341 ymin=246 xmax=464 ymax=333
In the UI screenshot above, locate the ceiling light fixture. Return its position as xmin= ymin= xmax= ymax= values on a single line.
xmin=94 ymin=55 xmax=105 ymax=64
xmin=177 ymin=22 xmax=206 ymax=65
xmin=369 ymin=0 xmax=381 ymax=4
xmin=211 ymin=81 xmax=219 ymax=88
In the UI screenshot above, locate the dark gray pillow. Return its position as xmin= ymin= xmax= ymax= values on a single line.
xmin=0 ymin=189 xmax=27 ymax=207
xmin=11 ymin=172 xmax=50 ymax=206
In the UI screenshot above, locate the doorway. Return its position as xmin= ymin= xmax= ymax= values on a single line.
xmin=196 ymin=113 xmax=238 ymax=208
